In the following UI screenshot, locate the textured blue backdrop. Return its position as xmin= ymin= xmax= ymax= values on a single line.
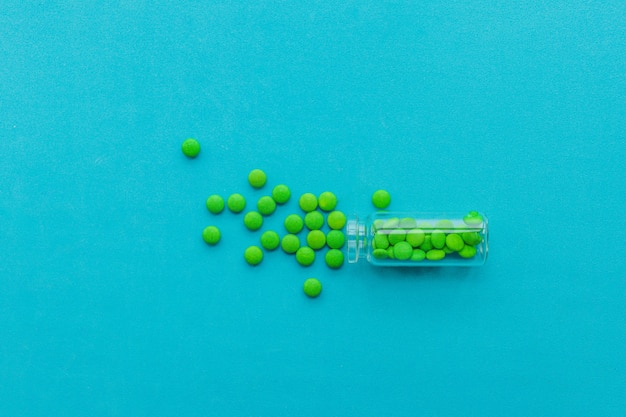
xmin=2 ymin=2 xmax=625 ymax=416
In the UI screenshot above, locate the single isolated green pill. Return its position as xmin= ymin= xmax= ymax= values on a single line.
xmin=327 ymin=211 xmax=347 ymax=230
xmin=393 ymin=241 xmax=413 ymax=260
xmin=325 ymin=249 xmax=344 ymax=269
xmin=372 ymin=189 xmax=391 ymax=209
xmin=318 ymin=191 xmax=338 ymax=211
xmin=181 ymin=138 xmax=200 ymax=158
xmin=272 ymin=184 xmax=291 ymax=204
xmin=227 ymin=193 xmax=246 ymax=213
xmin=326 ymin=230 xmax=345 ymax=249
xmin=202 ymin=226 xmax=220 ymax=245
xmin=296 ymin=247 xmax=316 ymax=266
xmin=299 ymin=193 xmax=318 ymax=212
xmin=243 ymin=211 xmax=263 ymax=231
xmin=260 ymin=230 xmax=280 ymax=250
xmin=303 ymin=278 xmax=322 ymax=298
xmin=244 ymin=246 xmax=263 ymax=266
xmin=257 ymin=196 xmax=277 ymax=216
xmin=281 ymin=234 xmax=301 ymax=254
xmin=248 ymin=169 xmax=267 ymax=189
xmin=307 ymin=230 xmax=326 ymax=250
xmin=205 ymin=194 xmax=225 ymax=214
xmin=284 ymin=214 xmax=304 ymax=234
xmin=304 ymin=211 xmax=325 ymax=230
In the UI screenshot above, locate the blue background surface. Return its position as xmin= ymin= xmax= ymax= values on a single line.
xmin=2 ymin=2 xmax=625 ymax=416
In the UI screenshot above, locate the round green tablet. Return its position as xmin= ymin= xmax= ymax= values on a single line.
xmin=387 ymin=229 xmax=406 ymax=245
xmin=372 ymin=248 xmax=389 ymax=259
xmin=205 ymin=194 xmax=224 ymax=214
xmin=411 ymin=249 xmax=426 ymax=261
xmin=419 ymin=235 xmax=433 ymax=251
xmin=227 ymin=193 xmax=246 ymax=213
xmin=383 ymin=218 xmax=400 ymax=229
xmin=387 ymin=246 xmax=395 ymax=259
xmin=244 ymin=246 xmax=263 ymax=266
xmin=373 ymin=219 xmax=385 ymax=230
xmin=406 ymin=229 xmax=425 ymax=247
xmin=325 ymin=249 xmax=344 ymax=269
xmin=445 ymin=233 xmax=464 ymax=252
xmin=284 ymin=214 xmax=304 ymax=234
xmin=299 ymin=193 xmax=318 ymax=212
xmin=373 ymin=232 xmax=390 ymax=249
xmin=243 ymin=211 xmax=263 ymax=231
xmin=372 ymin=189 xmax=391 ymax=209
xmin=426 ymin=249 xmax=445 ymax=261
xmin=307 ymin=230 xmax=326 ymax=250
xmin=458 ymin=244 xmax=477 ymax=258
xmin=202 ymin=226 xmax=220 ymax=245
xmin=326 ymin=230 xmax=345 ymax=249
xmin=303 ymin=278 xmax=322 ymax=298
xmin=181 ymin=138 xmax=200 ymax=158
xmin=272 ymin=184 xmax=291 ymax=204
xmin=327 ymin=211 xmax=347 ymax=230
xmin=393 ymin=241 xmax=413 ymax=260
xmin=463 ymin=211 xmax=483 ymax=226
xmin=260 ymin=230 xmax=280 ymax=250
xmin=257 ymin=196 xmax=276 ymax=215
xmin=435 ymin=219 xmax=455 ymax=231
xmin=462 ymin=232 xmax=482 ymax=246
xmin=399 ymin=217 xmax=417 ymax=229
xmin=296 ymin=246 xmax=315 ymax=266
xmin=248 ymin=169 xmax=267 ymax=188
xmin=443 ymin=246 xmax=455 ymax=254
xmin=431 ymin=231 xmax=446 ymax=249
xmin=318 ymin=191 xmax=338 ymax=211
xmin=281 ymin=234 xmax=300 ymax=254
xmin=304 ymin=211 xmax=324 ymax=230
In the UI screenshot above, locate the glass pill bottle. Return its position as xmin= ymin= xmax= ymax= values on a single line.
xmin=346 ymin=211 xmax=488 ymax=267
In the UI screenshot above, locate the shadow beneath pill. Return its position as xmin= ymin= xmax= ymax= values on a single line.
xmin=369 ymin=265 xmax=478 ymax=282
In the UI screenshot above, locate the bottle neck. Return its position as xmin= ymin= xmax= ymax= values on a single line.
xmin=346 ymin=218 xmax=366 ymax=263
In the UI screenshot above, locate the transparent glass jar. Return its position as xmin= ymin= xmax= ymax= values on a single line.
xmin=346 ymin=211 xmax=488 ymax=267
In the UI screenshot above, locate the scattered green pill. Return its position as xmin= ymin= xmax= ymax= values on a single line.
xmin=257 ymin=196 xmax=276 ymax=216
xmin=181 ymin=138 xmax=200 ymax=158
xmin=327 ymin=211 xmax=346 ymax=230
xmin=393 ymin=241 xmax=413 ymax=260
xmin=202 ymin=226 xmax=220 ymax=245
xmin=244 ymin=246 xmax=263 ymax=266
xmin=303 ymin=278 xmax=322 ymax=298
xmin=458 ymin=244 xmax=477 ymax=258
xmin=272 ymin=184 xmax=291 ymax=204
xmin=284 ymin=214 xmax=304 ymax=234
xmin=227 ymin=193 xmax=246 ymax=213
xmin=372 ymin=189 xmax=391 ymax=209
xmin=248 ymin=169 xmax=267 ymax=188
xmin=426 ymin=249 xmax=445 ymax=261
xmin=405 ymin=229 xmax=425 ymax=247
xmin=431 ymin=231 xmax=446 ymax=249
xmin=299 ymin=193 xmax=318 ymax=212
xmin=373 ymin=248 xmax=389 ymax=259
xmin=373 ymin=233 xmax=390 ymax=249
xmin=296 ymin=247 xmax=315 ymax=266
xmin=281 ymin=234 xmax=300 ymax=254
xmin=462 ymin=232 xmax=482 ymax=245
xmin=411 ymin=249 xmax=426 ymax=261
xmin=243 ymin=211 xmax=263 ymax=231
xmin=326 ymin=230 xmax=345 ymax=249
xmin=318 ymin=191 xmax=338 ymax=211
xmin=387 ymin=229 xmax=406 ymax=245
xmin=304 ymin=211 xmax=324 ymax=230
xmin=205 ymin=194 xmax=225 ymax=214
xmin=260 ymin=230 xmax=280 ymax=250
xmin=445 ymin=233 xmax=464 ymax=252
xmin=307 ymin=230 xmax=326 ymax=250
xmin=325 ymin=249 xmax=344 ymax=269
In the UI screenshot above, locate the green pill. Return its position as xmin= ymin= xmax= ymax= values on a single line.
xmin=202 ymin=226 xmax=220 ymax=245
xmin=383 ymin=218 xmax=400 ymax=229
xmin=443 ymin=246 xmax=455 ymax=254
xmin=307 ymin=230 xmax=326 ymax=250
xmin=458 ymin=245 xmax=477 ymax=258
xmin=272 ymin=184 xmax=291 ymax=204
xmin=248 ymin=169 xmax=267 ymax=188
xmin=373 ymin=232 xmax=390 ymax=250
xmin=464 ymin=211 xmax=483 ymax=226
xmin=181 ymin=138 xmax=200 ymax=158
xmin=299 ymin=193 xmax=318 ymax=212
xmin=445 ymin=233 xmax=464 ymax=252
xmin=303 ymin=278 xmax=322 ymax=298
xmin=405 ymin=229 xmax=425 ymax=247
xmin=296 ymin=246 xmax=315 ymax=266
xmin=431 ymin=231 xmax=446 ymax=249
xmin=435 ymin=219 xmax=455 ymax=231
xmin=304 ymin=211 xmax=325 ymax=230
xmin=325 ymin=249 xmax=344 ymax=269
xmin=373 ymin=249 xmax=389 ymax=259
xmin=260 ymin=230 xmax=280 ymax=250
xmin=326 ymin=230 xmax=345 ymax=249
xmin=243 ymin=211 xmax=263 ymax=231
xmin=227 ymin=193 xmax=246 ymax=213
xmin=387 ymin=229 xmax=406 ymax=245
xmin=426 ymin=249 xmax=445 ymax=261
xmin=281 ymin=234 xmax=300 ymax=254
xmin=284 ymin=214 xmax=304 ymax=234
xmin=257 ymin=196 xmax=276 ymax=215
xmin=462 ymin=232 xmax=482 ymax=246
xmin=387 ymin=246 xmax=395 ymax=259
xmin=411 ymin=249 xmax=426 ymax=262
xmin=416 ymin=221 xmax=433 ymax=231
xmin=373 ymin=219 xmax=385 ymax=230
xmin=205 ymin=195 xmax=225 ymax=214
xmin=327 ymin=211 xmax=347 ymax=230
xmin=244 ymin=246 xmax=263 ymax=266
xmin=372 ymin=189 xmax=391 ymax=209
xmin=419 ymin=235 xmax=433 ymax=251
xmin=318 ymin=191 xmax=338 ymax=211
xmin=393 ymin=241 xmax=413 ymax=260
xmin=399 ymin=217 xmax=417 ymax=229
